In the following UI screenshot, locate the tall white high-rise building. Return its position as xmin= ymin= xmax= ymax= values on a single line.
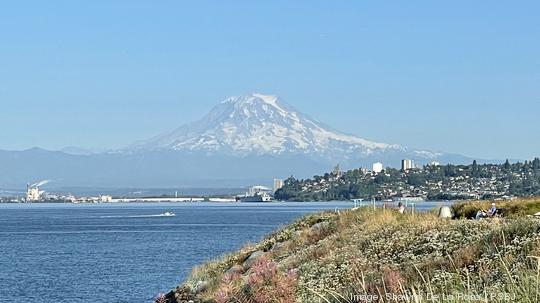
xmin=273 ymin=179 xmax=284 ymax=193
xmin=372 ymin=162 xmax=383 ymax=173
xmin=401 ymin=159 xmax=414 ymax=171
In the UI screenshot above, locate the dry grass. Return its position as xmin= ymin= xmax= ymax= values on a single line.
xmin=160 ymin=200 xmax=540 ymax=303
xmin=452 ymin=197 xmax=540 ymax=219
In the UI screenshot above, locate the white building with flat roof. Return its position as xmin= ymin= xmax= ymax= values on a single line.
xmin=100 ymin=195 xmax=113 ymax=203
xmin=372 ymin=162 xmax=383 ymax=173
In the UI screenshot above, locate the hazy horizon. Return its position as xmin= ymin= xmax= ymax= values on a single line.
xmin=1 ymin=2 xmax=539 ymax=160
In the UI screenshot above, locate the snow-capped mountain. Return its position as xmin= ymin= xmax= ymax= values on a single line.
xmin=129 ymin=93 xmax=444 ymax=164
xmin=0 ymin=94 xmax=474 ymax=189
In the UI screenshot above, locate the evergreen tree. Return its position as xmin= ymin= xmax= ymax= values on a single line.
xmin=444 ymin=164 xmax=456 ymax=177
xmin=471 ymin=160 xmax=479 ymax=177
xmin=504 ymin=159 xmax=511 ymax=170
xmin=533 ymin=158 xmax=540 ymax=170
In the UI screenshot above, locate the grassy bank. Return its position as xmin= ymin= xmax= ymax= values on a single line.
xmin=158 ymin=199 xmax=540 ymax=303
xmin=452 ymin=197 xmax=540 ymax=219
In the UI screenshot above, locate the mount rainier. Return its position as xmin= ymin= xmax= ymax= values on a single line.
xmin=129 ymin=93 xmax=451 ymax=165
xmin=0 ymin=93 xmax=472 ymax=189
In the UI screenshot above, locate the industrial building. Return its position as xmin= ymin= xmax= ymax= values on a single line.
xmin=26 ymin=185 xmax=44 ymax=202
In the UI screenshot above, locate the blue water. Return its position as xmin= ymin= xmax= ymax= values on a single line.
xmin=0 ymin=201 xmax=451 ymax=302
xmin=0 ymin=202 xmax=355 ymax=303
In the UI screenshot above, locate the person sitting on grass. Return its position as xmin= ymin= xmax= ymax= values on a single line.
xmin=487 ymin=202 xmax=497 ymax=217
xmin=475 ymin=202 xmax=497 ymax=220
xmin=397 ymin=201 xmax=406 ymax=214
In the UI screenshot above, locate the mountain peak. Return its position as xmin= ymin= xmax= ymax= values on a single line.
xmin=128 ymin=94 xmax=424 ymax=161
xmin=221 ymin=93 xmax=288 ymax=114
xmin=223 ymin=93 xmax=278 ymax=103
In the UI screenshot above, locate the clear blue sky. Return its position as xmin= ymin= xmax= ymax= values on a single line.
xmin=0 ymin=1 xmax=538 ymax=160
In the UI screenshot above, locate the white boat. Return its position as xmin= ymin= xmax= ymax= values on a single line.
xmin=161 ymin=211 xmax=176 ymax=217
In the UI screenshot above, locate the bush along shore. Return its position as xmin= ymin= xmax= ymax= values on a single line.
xmin=157 ymin=198 xmax=540 ymax=303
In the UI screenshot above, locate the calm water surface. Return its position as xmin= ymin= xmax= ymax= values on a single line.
xmin=0 ymin=201 xmax=449 ymax=303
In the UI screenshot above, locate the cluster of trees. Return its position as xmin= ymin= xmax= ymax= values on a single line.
xmin=274 ymin=158 xmax=540 ymax=201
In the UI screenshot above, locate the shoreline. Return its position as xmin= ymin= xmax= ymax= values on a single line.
xmin=156 ymin=197 xmax=540 ymax=303
xmin=0 ymin=199 xmax=456 ymax=205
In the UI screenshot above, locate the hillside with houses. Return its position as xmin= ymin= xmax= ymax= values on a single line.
xmin=275 ymin=158 xmax=540 ymax=201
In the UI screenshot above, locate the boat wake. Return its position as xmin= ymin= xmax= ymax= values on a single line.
xmin=100 ymin=212 xmax=175 ymax=219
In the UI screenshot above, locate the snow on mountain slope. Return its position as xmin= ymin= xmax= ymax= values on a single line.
xmin=0 ymin=93 xmax=472 ymax=188
xmin=128 ymin=93 xmax=412 ymax=158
